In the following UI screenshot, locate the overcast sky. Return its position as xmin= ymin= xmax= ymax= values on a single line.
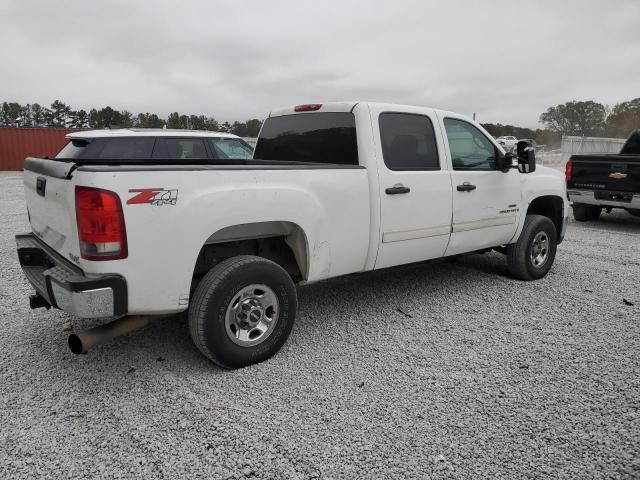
xmin=1 ymin=0 xmax=638 ymax=127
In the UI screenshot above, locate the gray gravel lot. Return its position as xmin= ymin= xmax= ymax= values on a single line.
xmin=0 ymin=171 xmax=639 ymax=479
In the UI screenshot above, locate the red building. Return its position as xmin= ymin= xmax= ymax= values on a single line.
xmin=0 ymin=127 xmax=80 ymax=171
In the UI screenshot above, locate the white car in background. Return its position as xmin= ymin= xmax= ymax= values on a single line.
xmin=53 ymin=129 xmax=254 ymax=161
xmin=496 ymin=135 xmax=518 ymax=152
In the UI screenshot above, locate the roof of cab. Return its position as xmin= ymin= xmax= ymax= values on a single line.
xmin=66 ymin=128 xmax=241 ymax=140
xmin=268 ymin=101 xmax=463 ymax=120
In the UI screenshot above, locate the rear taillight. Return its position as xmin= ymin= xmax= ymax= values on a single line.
xmin=75 ymin=186 xmax=127 ymax=260
xmin=565 ymin=160 xmax=573 ymax=182
xmin=294 ymin=103 xmax=322 ymax=112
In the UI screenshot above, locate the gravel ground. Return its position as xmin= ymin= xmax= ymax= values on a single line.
xmin=0 ymin=171 xmax=638 ymax=479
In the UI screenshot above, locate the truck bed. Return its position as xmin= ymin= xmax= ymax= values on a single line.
xmin=22 ymin=156 xmax=371 ymax=314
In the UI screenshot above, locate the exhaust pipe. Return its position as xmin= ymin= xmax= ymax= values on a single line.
xmin=68 ymin=315 xmax=167 ymax=354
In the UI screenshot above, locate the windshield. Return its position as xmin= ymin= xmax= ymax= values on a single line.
xmin=254 ymin=113 xmax=358 ymax=165
xmin=208 ymin=137 xmax=253 ymax=159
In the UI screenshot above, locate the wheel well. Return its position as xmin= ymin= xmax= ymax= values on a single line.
xmin=527 ymin=196 xmax=563 ymax=238
xmin=191 ymin=222 xmax=308 ymax=289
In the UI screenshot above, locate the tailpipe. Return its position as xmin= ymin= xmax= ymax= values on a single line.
xmin=68 ymin=315 xmax=167 ymax=354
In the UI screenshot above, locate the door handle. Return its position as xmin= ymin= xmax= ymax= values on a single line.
xmin=456 ymin=182 xmax=476 ymax=192
xmin=385 ymin=184 xmax=411 ymax=195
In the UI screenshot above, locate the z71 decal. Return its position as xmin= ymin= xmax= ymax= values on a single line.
xmin=127 ymin=188 xmax=178 ymax=206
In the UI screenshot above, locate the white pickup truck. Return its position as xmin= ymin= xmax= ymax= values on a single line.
xmin=16 ymin=102 xmax=569 ymax=368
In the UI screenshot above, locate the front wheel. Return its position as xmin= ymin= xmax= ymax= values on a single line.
xmin=506 ymin=214 xmax=558 ymax=281
xmin=189 ymin=256 xmax=298 ymax=369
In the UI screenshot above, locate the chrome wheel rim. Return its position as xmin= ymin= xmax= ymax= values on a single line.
xmin=224 ymin=284 xmax=279 ymax=347
xmin=530 ymin=231 xmax=549 ymax=268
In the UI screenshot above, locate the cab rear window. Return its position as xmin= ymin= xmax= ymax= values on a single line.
xmin=254 ymin=113 xmax=358 ymax=165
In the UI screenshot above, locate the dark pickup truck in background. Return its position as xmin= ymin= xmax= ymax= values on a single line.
xmin=566 ymin=130 xmax=640 ymax=221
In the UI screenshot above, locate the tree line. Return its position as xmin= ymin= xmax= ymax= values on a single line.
xmin=2 ymin=97 xmax=638 ymax=147
xmin=483 ymin=97 xmax=640 ymax=148
xmin=0 ymin=100 xmax=262 ymax=137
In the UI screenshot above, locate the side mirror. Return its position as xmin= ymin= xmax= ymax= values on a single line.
xmin=496 ymin=149 xmax=516 ymax=173
xmin=516 ymin=140 xmax=536 ymax=173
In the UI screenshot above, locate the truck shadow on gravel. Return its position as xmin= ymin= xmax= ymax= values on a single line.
xmin=569 ymin=211 xmax=640 ymax=234
xmin=53 ymin=253 xmax=514 ymax=375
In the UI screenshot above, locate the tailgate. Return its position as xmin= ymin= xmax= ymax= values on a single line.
xmin=570 ymin=155 xmax=640 ymax=193
xmin=23 ymin=158 xmax=80 ymax=266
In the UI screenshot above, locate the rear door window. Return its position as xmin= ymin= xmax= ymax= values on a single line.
xmin=254 ymin=113 xmax=358 ymax=165
xmin=379 ymin=113 xmax=439 ymax=170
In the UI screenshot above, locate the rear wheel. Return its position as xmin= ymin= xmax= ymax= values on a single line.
xmin=189 ymin=256 xmax=297 ymax=369
xmin=507 ymin=214 xmax=558 ymax=281
xmin=573 ymin=204 xmax=601 ymax=221
xmin=627 ymin=209 xmax=640 ymax=217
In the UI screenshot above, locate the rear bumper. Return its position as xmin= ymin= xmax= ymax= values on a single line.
xmin=568 ymin=189 xmax=640 ymax=209
xmin=16 ymin=233 xmax=127 ymax=319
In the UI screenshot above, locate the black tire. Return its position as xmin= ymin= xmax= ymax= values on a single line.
xmin=189 ymin=255 xmax=297 ymax=369
xmin=507 ymin=214 xmax=558 ymax=281
xmin=572 ymin=204 xmax=601 ymax=221
xmin=627 ymin=209 xmax=640 ymax=217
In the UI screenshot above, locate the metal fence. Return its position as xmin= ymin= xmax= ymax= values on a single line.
xmin=538 ymin=135 xmax=627 ymax=170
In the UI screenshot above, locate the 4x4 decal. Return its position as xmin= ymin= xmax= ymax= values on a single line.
xmin=127 ymin=188 xmax=178 ymax=206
